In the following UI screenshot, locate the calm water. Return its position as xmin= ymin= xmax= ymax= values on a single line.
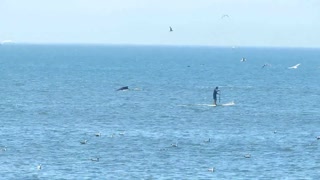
xmin=0 ymin=44 xmax=320 ymax=179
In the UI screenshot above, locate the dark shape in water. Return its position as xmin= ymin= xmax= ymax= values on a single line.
xmin=117 ymin=86 xmax=129 ymax=91
xmin=91 ymin=157 xmax=100 ymax=162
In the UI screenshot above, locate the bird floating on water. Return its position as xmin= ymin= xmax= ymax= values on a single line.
xmin=208 ymin=167 xmax=215 ymax=172
xmin=37 ymin=164 xmax=42 ymax=170
xmin=91 ymin=157 xmax=100 ymax=162
xmin=80 ymin=140 xmax=87 ymax=144
xmin=171 ymin=143 xmax=178 ymax=147
xmin=119 ymin=131 xmax=125 ymax=136
xmin=240 ymin=58 xmax=246 ymax=62
xmin=288 ymin=63 xmax=300 ymax=69
xmin=262 ymin=63 xmax=271 ymax=68
xmin=169 ymin=26 xmax=173 ymax=32
xmin=95 ymin=132 xmax=101 ymax=137
xmin=244 ymin=154 xmax=251 ymax=158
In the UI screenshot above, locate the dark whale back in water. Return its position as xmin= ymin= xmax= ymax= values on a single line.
xmin=116 ymin=86 xmax=129 ymax=91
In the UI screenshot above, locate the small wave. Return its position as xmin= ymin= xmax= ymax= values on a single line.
xmin=222 ymin=101 xmax=235 ymax=106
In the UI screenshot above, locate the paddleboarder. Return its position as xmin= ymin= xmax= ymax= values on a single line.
xmin=213 ymin=87 xmax=220 ymax=106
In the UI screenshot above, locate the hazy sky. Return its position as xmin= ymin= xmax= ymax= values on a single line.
xmin=1 ymin=0 xmax=319 ymax=47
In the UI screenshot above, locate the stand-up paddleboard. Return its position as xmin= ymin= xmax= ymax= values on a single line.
xmin=198 ymin=101 xmax=235 ymax=107
xmin=179 ymin=101 xmax=235 ymax=107
xmin=195 ymin=104 xmax=217 ymax=107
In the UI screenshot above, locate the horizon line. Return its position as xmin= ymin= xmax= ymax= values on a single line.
xmin=2 ymin=42 xmax=320 ymax=49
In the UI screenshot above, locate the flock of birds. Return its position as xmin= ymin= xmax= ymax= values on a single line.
xmin=78 ymin=131 xmax=125 ymax=162
xmin=169 ymin=20 xmax=305 ymax=71
xmin=239 ymin=57 xmax=302 ymax=70
xmin=23 ymin=131 xmax=126 ymax=171
xmin=163 ymin=132 xmax=319 ymax=173
xmin=168 ymin=14 xmax=229 ymax=33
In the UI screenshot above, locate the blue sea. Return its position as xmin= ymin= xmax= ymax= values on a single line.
xmin=0 ymin=44 xmax=320 ymax=179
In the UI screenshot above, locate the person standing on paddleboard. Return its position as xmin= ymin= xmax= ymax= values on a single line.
xmin=213 ymin=87 xmax=220 ymax=105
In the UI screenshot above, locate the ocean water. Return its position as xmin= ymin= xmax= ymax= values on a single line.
xmin=0 ymin=44 xmax=320 ymax=179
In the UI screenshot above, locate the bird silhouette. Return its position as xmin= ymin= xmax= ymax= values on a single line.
xmin=221 ymin=14 xmax=229 ymax=19
xmin=288 ymin=63 xmax=300 ymax=69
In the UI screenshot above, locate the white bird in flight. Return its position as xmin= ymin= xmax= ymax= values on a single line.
xmin=288 ymin=63 xmax=300 ymax=69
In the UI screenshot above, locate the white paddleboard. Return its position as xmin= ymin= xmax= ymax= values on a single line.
xmin=195 ymin=104 xmax=217 ymax=107
xmin=178 ymin=101 xmax=235 ymax=107
xmin=194 ymin=101 xmax=235 ymax=107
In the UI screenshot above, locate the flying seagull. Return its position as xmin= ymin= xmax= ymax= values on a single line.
xmin=288 ymin=63 xmax=300 ymax=69
xmin=261 ymin=63 xmax=271 ymax=69
xmin=169 ymin=26 xmax=173 ymax=32
xmin=221 ymin=14 xmax=229 ymax=19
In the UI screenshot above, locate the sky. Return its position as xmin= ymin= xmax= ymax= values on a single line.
xmin=0 ymin=0 xmax=319 ymax=47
